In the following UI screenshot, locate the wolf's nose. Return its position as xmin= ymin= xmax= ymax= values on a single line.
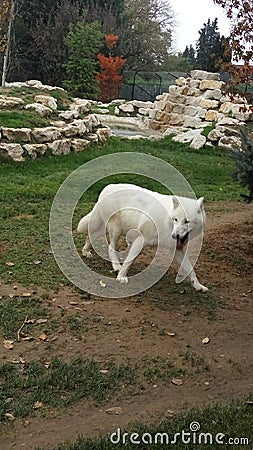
xmin=172 ymin=232 xmax=178 ymax=240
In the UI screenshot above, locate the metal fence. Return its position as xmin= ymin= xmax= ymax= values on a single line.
xmin=119 ymin=71 xmax=190 ymax=102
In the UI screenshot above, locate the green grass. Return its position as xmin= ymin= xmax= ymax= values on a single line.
xmin=0 ymin=110 xmax=51 ymax=129
xmin=0 ymin=136 xmax=246 ymax=289
xmin=0 ymin=356 xmax=184 ymax=421
xmin=49 ymin=398 xmax=253 ymax=449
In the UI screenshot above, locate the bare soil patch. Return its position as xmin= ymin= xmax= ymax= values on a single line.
xmin=0 ymin=201 xmax=252 ymax=450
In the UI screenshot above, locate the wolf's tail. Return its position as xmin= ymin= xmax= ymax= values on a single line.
xmin=77 ymin=212 xmax=92 ymax=234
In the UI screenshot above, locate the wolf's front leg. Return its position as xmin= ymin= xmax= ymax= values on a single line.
xmin=117 ymin=236 xmax=143 ymax=284
xmin=174 ymin=250 xmax=208 ymax=292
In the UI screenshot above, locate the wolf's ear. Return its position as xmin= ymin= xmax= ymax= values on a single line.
xmin=197 ymin=197 xmax=204 ymax=210
xmin=172 ymin=196 xmax=179 ymax=210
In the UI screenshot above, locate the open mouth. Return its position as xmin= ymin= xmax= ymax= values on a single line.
xmin=176 ymin=231 xmax=189 ymax=251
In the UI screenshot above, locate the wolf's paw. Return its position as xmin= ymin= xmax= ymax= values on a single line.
xmin=82 ymin=249 xmax=92 ymax=258
xmin=195 ymin=283 xmax=208 ymax=293
xmin=116 ymin=274 xmax=128 ymax=284
xmin=112 ymin=262 xmax=122 ymax=272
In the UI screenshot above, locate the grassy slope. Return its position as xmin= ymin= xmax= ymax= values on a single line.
xmin=1 ymin=136 xmax=251 ymax=449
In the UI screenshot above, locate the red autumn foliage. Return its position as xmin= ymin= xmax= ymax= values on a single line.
xmin=97 ymin=34 xmax=126 ymax=102
xmin=213 ymin=0 xmax=253 ymax=107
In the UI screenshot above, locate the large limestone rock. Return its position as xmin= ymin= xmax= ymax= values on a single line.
xmin=191 ymin=70 xmax=220 ymax=80
xmin=0 ymin=96 xmax=24 ymax=108
xmin=34 ymin=95 xmax=57 ymax=111
xmin=32 ymin=127 xmax=62 ymax=143
xmin=0 ymin=143 xmax=24 ymax=161
xmin=25 ymin=102 xmax=53 ymax=117
xmin=23 ymin=144 xmax=47 ymax=159
xmin=190 ymin=134 xmax=206 ymax=149
xmin=199 ymin=80 xmax=223 ymax=90
xmin=48 ymin=139 xmax=71 ymax=155
xmin=1 ymin=127 xmax=31 ymax=142
xmin=70 ymin=99 xmax=92 ymax=114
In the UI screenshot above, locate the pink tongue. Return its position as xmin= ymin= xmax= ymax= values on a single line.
xmin=176 ymin=239 xmax=183 ymax=251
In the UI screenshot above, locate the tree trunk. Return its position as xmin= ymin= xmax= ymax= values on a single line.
xmin=1 ymin=0 xmax=15 ymax=88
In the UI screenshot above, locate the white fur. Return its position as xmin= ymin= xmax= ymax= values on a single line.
xmin=77 ymin=183 xmax=208 ymax=292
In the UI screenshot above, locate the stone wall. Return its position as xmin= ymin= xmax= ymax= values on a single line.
xmin=0 ymin=86 xmax=110 ymax=161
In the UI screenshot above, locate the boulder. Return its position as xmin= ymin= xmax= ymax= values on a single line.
xmin=1 ymin=127 xmax=31 ymax=142
xmin=34 ymin=95 xmax=57 ymax=111
xmin=25 ymin=103 xmax=53 ymax=117
xmin=191 ymin=70 xmax=220 ymax=81
xmin=0 ymin=143 xmax=24 ymax=161
xmin=70 ymin=99 xmax=92 ymax=114
xmin=119 ymin=103 xmax=135 ymax=113
xmin=0 ymin=96 xmax=24 ymax=108
xmin=199 ymin=99 xmax=219 ymax=109
xmin=59 ymin=110 xmax=79 ymax=120
xmin=32 ymin=127 xmax=62 ymax=143
xmin=219 ymin=136 xmax=242 ymax=150
xmin=183 ymin=116 xmax=203 ymax=128
xmin=71 ymin=138 xmax=90 ymax=152
xmin=23 ymin=144 xmax=47 ymax=159
xmin=172 ymin=129 xmax=204 ymax=143
xmin=199 ymin=80 xmax=223 ymax=90
xmin=207 ymin=129 xmax=224 ymax=142
xmin=48 ymin=139 xmax=71 ymax=155
xmin=190 ymin=134 xmax=206 ymax=149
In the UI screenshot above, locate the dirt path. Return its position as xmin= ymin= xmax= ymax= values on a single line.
xmin=0 ymin=201 xmax=252 ymax=450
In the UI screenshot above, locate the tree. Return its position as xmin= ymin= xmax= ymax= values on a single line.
xmin=230 ymin=130 xmax=253 ymax=203
xmin=1 ymin=0 xmax=15 ymax=87
xmin=0 ymin=0 xmax=10 ymax=52
xmin=32 ymin=0 xmax=81 ymax=86
xmin=120 ymin=0 xmax=175 ymax=71
xmin=213 ymin=0 xmax=253 ymax=105
xmin=64 ymin=18 xmax=103 ymax=98
xmin=97 ymin=34 xmax=126 ymax=101
xmin=182 ymin=45 xmax=196 ymax=69
xmin=195 ymin=18 xmax=230 ymax=72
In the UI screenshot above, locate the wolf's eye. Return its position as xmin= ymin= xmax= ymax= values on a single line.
xmin=173 ymin=218 xmax=178 ymax=222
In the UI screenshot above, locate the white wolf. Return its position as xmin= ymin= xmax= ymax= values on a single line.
xmin=77 ymin=183 xmax=208 ymax=292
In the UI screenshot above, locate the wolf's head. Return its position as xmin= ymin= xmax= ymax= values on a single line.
xmin=171 ymin=196 xmax=206 ymax=251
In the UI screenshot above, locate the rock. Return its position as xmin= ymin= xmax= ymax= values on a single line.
xmin=183 ymin=116 xmax=203 ymax=128
xmin=0 ymin=143 xmax=24 ymax=161
xmin=96 ymin=127 xmax=111 ymax=142
xmin=216 ymin=117 xmax=240 ymax=126
xmin=172 ymin=104 xmax=185 ymax=115
xmin=219 ymin=135 xmax=242 ymax=150
xmin=71 ymin=138 xmax=90 ymax=152
xmin=1 ymin=127 xmax=31 ymax=142
xmin=48 ymin=139 xmax=71 ymax=155
xmin=26 ymin=79 xmax=44 ymax=89
xmin=191 ymin=70 xmax=220 ymax=80
xmin=0 ymin=96 xmax=24 ymax=108
xmin=207 ymin=129 xmax=224 ymax=142
xmin=32 ymin=127 xmax=62 ymax=143
xmin=199 ymin=99 xmax=219 ymax=109
xmin=172 ymin=129 xmax=203 ymax=143
xmin=168 ymin=113 xmax=185 ymax=126
xmin=202 ymin=89 xmax=222 ymax=100
xmin=23 ymin=144 xmax=47 ymax=159
xmin=25 ymin=103 xmax=53 ymax=117
xmin=70 ymin=119 xmax=88 ymax=135
xmin=205 ymin=110 xmax=220 ymax=122
xmin=190 ymin=134 xmax=206 ymax=149
xmin=119 ymin=103 xmax=135 ymax=113
xmin=70 ymin=99 xmax=92 ymax=114
xmin=34 ymin=95 xmax=57 ymax=111
xmin=199 ymin=80 xmax=223 ymax=90
xmin=59 ymin=110 xmax=79 ymax=120
xmin=131 ymin=100 xmax=154 ymax=109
